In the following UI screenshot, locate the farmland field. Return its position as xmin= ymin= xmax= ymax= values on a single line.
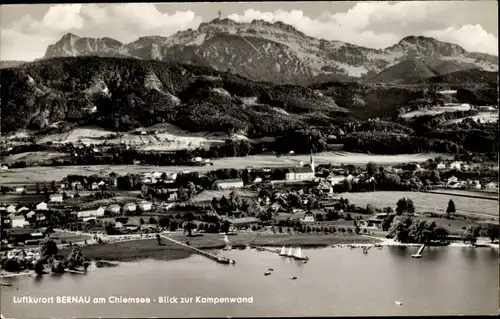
xmin=189 ymin=190 xmax=257 ymax=203
xmin=339 ymin=191 xmax=499 ymax=220
xmin=35 ymin=125 xmax=230 ymax=150
xmin=427 ymin=188 xmax=498 ymax=199
xmin=400 ymin=104 xmax=471 ymax=119
xmin=0 ymin=152 xmax=451 ymax=184
xmin=2 ymin=151 xmax=70 ymax=165
xmin=445 ymin=111 xmax=498 ymax=125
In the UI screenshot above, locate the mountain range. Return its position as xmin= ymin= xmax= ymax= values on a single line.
xmin=0 ymin=18 xmax=497 ymax=137
xmin=18 ymin=18 xmax=500 ymax=84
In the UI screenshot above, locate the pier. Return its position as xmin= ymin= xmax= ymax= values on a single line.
xmin=159 ymin=234 xmax=235 ymax=264
xmin=251 ymin=245 xmax=280 ymax=254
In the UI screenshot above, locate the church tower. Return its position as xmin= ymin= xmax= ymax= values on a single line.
xmin=310 ymin=151 xmax=315 ymax=174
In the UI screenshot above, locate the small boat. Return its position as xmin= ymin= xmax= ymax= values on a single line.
xmin=279 ymin=246 xmax=287 ymax=256
xmin=292 ymin=247 xmax=309 ymax=261
xmin=395 ymin=301 xmax=403 ymax=306
xmin=264 ymin=272 xmax=271 ymax=276
xmin=291 ymin=276 xmax=298 ymax=280
xmin=268 ymin=268 xmax=274 ymax=271
xmin=286 ymin=247 xmax=294 ymax=257
xmin=256 ymin=247 xmax=265 ymax=252
xmin=303 ymin=261 xmax=308 ymax=264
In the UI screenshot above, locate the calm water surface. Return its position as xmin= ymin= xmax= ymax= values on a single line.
xmin=1 ymin=246 xmax=498 ymax=317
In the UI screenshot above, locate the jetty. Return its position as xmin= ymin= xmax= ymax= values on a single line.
xmin=159 ymin=234 xmax=235 ymax=264
xmin=251 ymin=245 xmax=280 ymax=254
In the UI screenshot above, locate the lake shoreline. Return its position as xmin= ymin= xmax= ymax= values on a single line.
xmin=57 ymin=233 xmax=498 ymax=263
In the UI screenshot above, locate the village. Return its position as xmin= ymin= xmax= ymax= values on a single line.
xmin=1 ymin=151 xmax=498 ymax=261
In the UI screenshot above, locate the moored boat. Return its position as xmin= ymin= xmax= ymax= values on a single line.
xmin=279 ymin=246 xmax=287 ymax=256
xmin=286 ymin=247 xmax=294 ymax=257
xmin=292 ymin=247 xmax=309 ymax=261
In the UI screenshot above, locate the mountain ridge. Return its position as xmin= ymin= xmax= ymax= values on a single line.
xmin=39 ymin=19 xmax=498 ymax=84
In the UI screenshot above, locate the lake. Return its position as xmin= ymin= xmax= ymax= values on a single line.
xmin=1 ymin=246 xmax=498 ymax=317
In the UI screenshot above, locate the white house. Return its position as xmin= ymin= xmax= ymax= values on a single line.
xmin=285 ymin=167 xmax=315 ymax=181
xmin=26 ymin=211 xmax=36 ymax=219
xmin=253 ymin=177 xmax=263 ymax=183
xmin=436 ymin=163 xmax=447 ymax=170
xmin=107 ymin=204 xmax=121 ymax=214
xmin=139 ymin=201 xmax=153 ymax=212
xmin=6 ymin=205 xmax=16 ymax=214
xmin=36 ymin=213 xmax=46 ymax=221
xmin=77 ymin=207 xmax=105 ymax=219
xmin=153 ymin=171 xmax=162 ymax=179
xmin=215 ymin=179 xmax=244 ymax=190
xmin=317 ymin=180 xmax=333 ymax=195
xmin=467 ymin=180 xmax=481 ymax=189
xmin=327 ymin=175 xmax=346 ymax=185
xmin=300 ymin=212 xmax=315 ymax=223
xmin=447 ymin=176 xmax=459 ymax=185
xmin=98 ymin=180 xmax=106 ymax=187
xmin=10 ymin=215 xmax=29 ymax=228
xmin=15 ymin=187 xmax=26 ymax=193
xmin=91 ymin=182 xmax=99 ymax=190
xmin=123 ymin=203 xmax=137 ymax=213
xmin=36 ymin=202 xmax=48 ymax=211
xmin=50 ymin=194 xmax=63 ymax=202
xmin=449 ymin=161 xmax=462 ymax=170
xmin=0 ymin=165 xmax=8 ymax=170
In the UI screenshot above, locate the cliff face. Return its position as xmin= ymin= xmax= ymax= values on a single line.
xmin=42 ymin=20 xmax=498 ymax=84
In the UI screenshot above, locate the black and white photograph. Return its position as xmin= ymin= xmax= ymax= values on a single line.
xmin=0 ymin=1 xmax=498 ymax=318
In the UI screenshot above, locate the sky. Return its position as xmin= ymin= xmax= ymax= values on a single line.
xmin=0 ymin=1 xmax=498 ymax=61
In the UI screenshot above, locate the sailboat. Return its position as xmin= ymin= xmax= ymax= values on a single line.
xmin=292 ymin=247 xmax=309 ymax=261
xmin=222 ymin=235 xmax=232 ymax=251
xmin=279 ymin=246 xmax=287 ymax=256
xmin=286 ymin=247 xmax=294 ymax=257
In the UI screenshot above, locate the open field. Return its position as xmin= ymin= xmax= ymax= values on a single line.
xmin=60 ymin=237 xmax=193 ymax=262
xmin=445 ymin=111 xmax=498 ymax=125
xmin=60 ymin=232 xmax=380 ymax=262
xmin=0 ymin=152 xmax=451 ymax=184
xmin=340 ymin=191 xmax=499 ymax=220
xmin=400 ymin=104 xmax=472 ymax=118
xmin=428 ymin=189 xmax=498 ymax=199
xmin=400 ymin=104 xmax=471 ymax=119
xmin=33 ymin=125 xmax=231 ymax=151
xmin=1 ymin=151 xmax=70 ymax=165
xmin=189 ymin=190 xmax=258 ymax=203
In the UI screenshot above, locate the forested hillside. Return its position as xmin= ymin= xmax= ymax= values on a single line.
xmin=0 ymin=57 xmax=347 ymax=136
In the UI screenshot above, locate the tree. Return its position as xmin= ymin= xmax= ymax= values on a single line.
xmin=158 ymin=216 xmax=170 ymax=228
xmin=396 ymin=198 xmax=415 ymax=215
xmin=485 ymin=224 xmax=500 ymax=243
xmin=446 ymin=199 xmax=456 ymax=216
xmin=355 ymin=226 xmax=361 ymax=235
xmin=462 ymin=225 xmax=481 ymax=244
xmin=381 ymin=214 xmax=395 ymax=231
xmin=367 ymin=162 xmax=378 ymax=176
xmin=36 ymin=183 xmax=41 ymax=195
xmin=51 ymin=181 xmax=57 ymax=193
xmin=148 ymin=217 xmax=157 ymax=224
xmin=220 ymin=220 xmax=231 ymax=234
xmin=140 ymin=218 xmax=145 ymax=225
xmin=177 ymin=186 xmax=189 ymax=202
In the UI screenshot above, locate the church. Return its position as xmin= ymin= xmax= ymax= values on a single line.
xmin=285 ymin=153 xmax=316 ymax=181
